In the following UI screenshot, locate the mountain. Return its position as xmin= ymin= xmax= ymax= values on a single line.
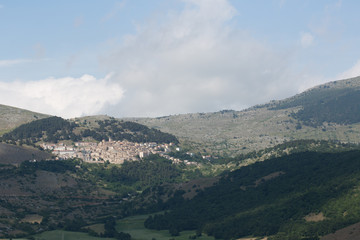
xmin=1 ymin=77 xmax=360 ymax=239
xmin=128 ymin=76 xmax=360 ymax=156
xmin=0 ymin=104 xmax=49 ymax=134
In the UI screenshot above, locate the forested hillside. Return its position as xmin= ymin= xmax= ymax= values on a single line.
xmin=270 ymin=79 xmax=360 ymax=126
xmin=144 ymin=150 xmax=360 ymax=240
xmin=1 ymin=116 xmax=178 ymax=145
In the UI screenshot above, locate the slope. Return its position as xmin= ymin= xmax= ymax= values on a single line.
xmin=0 ymin=143 xmax=52 ymax=165
xmin=0 ymin=159 xmax=128 ymax=238
xmin=1 ymin=116 xmax=178 ymax=145
xmin=144 ymin=150 xmax=360 ymax=240
xmin=0 ymin=104 xmax=49 ymax=134
xmin=129 ymin=76 xmax=360 ymax=156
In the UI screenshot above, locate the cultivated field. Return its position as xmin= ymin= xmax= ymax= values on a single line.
xmin=31 ymin=230 xmax=115 ymax=240
xmin=116 ymin=214 xmax=215 ymax=240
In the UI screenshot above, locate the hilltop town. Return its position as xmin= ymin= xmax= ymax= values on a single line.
xmin=42 ymin=140 xmax=198 ymax=165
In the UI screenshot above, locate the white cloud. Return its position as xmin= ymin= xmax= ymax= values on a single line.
xmin=300 ymin=32 xmax=314 ymax=48
xmin=338 ymin=60 xmax=360 ymax=79
xmin=0 ymin=74 xmax=124 ymax=118
xmin=297 ymin=59 xmax=360 ymax=93
xmin=100 ymin=0 xmax=299 ymax=117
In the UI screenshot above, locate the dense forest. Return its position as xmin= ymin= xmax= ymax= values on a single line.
xmin=144 ymin=150 xmax=360 ymax=239
xmin=1 ymin=117 xmax=178 ymax=145
xmin=81 ymin=119 xmax=179 ymax=144
xmin=230 ymin=139 xmax=360 ymax=164
xmin=1 ymin=116 xmax=79 ymax=143
xmin=82 ymin=154 xmax=183 ymax=193
xmin=294 ymin=90 xmax=360 ymax=126
xmin=270 ymin=87 xmax=360 ymax=126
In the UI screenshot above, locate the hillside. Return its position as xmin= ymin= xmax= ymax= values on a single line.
xmin=0 ymin=158 xmax=128 ymax=238
xmin=128 ymin=76 xmax=360 ymax=156
xmin=144 ymin=150 xmax=360 ymax=240
xmin=1 ymin=116 xmax=179 ymax=145
xmin=0 ymin=77 xmax=360 ymax=239
xmin=0 ymin=152 xmax=194 ymax=239
xmin=0 ymin=143 xmax=52 ymax=165
xmin=0 ymin=104 xmax=49 ymax=134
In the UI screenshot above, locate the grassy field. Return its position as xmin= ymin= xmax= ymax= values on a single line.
xmin=116 ymin=214 xmax=215 ymax=240
xmin=31 ymin=230 xmax=115 ymax=240
xmin=85 ymin=223 xmax=106 ymax=235
xmin=9 ymin=214 xmax=215 ymax=240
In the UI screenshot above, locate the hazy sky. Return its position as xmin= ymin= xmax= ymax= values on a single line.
xmin=1 ymin=0 xmax=360 ymax=118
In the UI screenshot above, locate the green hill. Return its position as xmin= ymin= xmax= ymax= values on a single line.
xmin=1 ymin=116 xmax=179 ymax=145
xmin=129 ymin=76 xmax=360 ymax=156
xmin=144 ymin=149 xmax=360 ymax=240
xmin=269 ymin=76 xmax=360 ymax=126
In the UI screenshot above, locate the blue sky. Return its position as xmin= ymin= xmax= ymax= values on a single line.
xmin=0 ymin=0 xmax=359 ymax=118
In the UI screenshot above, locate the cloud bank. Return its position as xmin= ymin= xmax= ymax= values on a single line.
xmin=101 ymin=0 xmax=299 ymax=117
xmin=338 ymin=60 xmax=360 ymax=79
xmin=0 ymin=74 xmax=124 ymax=118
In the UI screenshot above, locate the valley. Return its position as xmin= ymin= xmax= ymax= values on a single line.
xmin=0 ymin=77 xmax=360 ymax=239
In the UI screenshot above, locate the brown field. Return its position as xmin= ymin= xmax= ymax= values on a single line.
xmin=304 ymin=212 xmax=326 ymax=222
xmin=0 ymin=143 xmax=52 ymax=165
xmin=85 ymin=223 xmax=105 ymax=235
xmin=20 ymin=214 xmax=43 ymax=224
xmin=321 ymin=221 xmax=360 ymax=240
xmin=175 ymin=177 xmax=219 ymax=199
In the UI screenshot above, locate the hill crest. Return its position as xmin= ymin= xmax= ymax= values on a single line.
xmin=127 ymin=76 xmax=360 ymax=156
xmin=0 ymin=104 xmax=49 ymax=134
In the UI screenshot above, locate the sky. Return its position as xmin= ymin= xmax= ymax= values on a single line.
xmin=0 ymin=0 xmax=360 ymax=118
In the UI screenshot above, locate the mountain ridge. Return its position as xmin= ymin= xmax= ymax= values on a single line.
xmin=127 ymin=76 xmax=360 ymax=156
xmin=1 ymin=76 xmax=360 ymax=156
xmin=0 ymin=104 xmax=49 ymax=134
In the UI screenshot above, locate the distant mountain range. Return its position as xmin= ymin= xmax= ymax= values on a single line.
xmin=0 ymin=76 xmax=360 ymax=239
xmin=1 ymin=76 xmax=360 ymax=157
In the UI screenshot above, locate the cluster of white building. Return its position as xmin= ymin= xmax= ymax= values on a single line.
xmin=41 ymin=140 xmax=174 ymax=164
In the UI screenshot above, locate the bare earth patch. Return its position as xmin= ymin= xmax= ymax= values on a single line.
xmin=175 ymin=177 xmax=219 ymax=199
xmin=84 ymin=223 xmax=105 ymax=235
xmin=254 ymin=171 xmax=285 ymax=187
xmin=237 ymin=237 xmax=268 ymax=240
xmin=21 ymin=214 xmax=43 ymax=224
xmin=304 ymin=212 xmax=326 ymax=222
